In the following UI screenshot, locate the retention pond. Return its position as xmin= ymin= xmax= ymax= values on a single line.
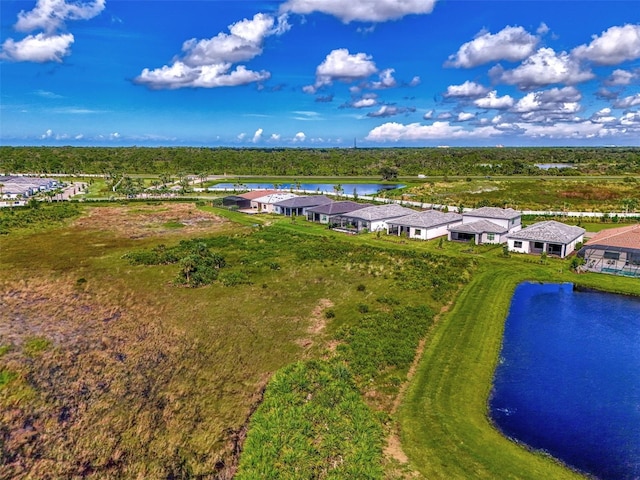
xmin=490 ymin=282 xmax=640 ymax=480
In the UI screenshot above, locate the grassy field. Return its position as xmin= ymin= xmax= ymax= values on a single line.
xmin=1 ymin=201 xmax=638 ymax=479
xmin=397 ymin=177 xmax=640 ymax=212
xmin=397 ymin=253 xmax=640 ymax=479
xmin=0 ymin=202 xmax=469 ymax=478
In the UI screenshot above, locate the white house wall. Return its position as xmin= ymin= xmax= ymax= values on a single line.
xmin=564 ymin=235 xmax=584 ymax=257
xmin=508 ymin=239 xmax=531 ymax=254
xmin=481 ymin=232 xmax=507 ymax=244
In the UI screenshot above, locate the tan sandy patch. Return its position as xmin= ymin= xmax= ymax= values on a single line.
xmin=72 ymin=203 xmax=228 ymax=239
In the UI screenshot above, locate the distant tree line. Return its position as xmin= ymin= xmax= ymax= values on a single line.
xmin=1 ymin=146 xmax=639 ymax=177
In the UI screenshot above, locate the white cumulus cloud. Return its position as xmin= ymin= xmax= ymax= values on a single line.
xmin=444 ymin=81 xmax=489 ymax=98
xmin=136 ymin=13 xmax=288 ymax=89
xmin=1 ymin=0 xmax=103 ymax=62
xmin=252 ymin=128 xmax=264 ymax=143
xmin=512 ymin=86 xmax=582 ymax=115
xmin=280 ymin=0 xmax=437 ymax=23
xmin=1 ymin=33 xmax=73 ymax=62
xmin=457 ymin=112 xmax=475 ymax=121
xmin=474 ymin=91 xmax=514 ymax=110
xmin=294 ymin=131 xmax=306 ymax=142
xmin=446 ymin=26 xmax=539 ymax=68
xmin=370 ymin=68 xmax=397 ymax=89
xmin=613 ymin=94 xmax=640 ymax=109
xmin=572 ymin=24 xmax=640 ymax=66
xmin=15 ymin=0 xmax=105 ymax=33
xmin=494 ymin=48 xmax=594 ymax=89
xmin=365 ymin=121 xmax=502 ymax=141
xmin=305 ymin=48 xmax=378 ymax=93
xmin=605 ymin=69 xmax=637 ymax=86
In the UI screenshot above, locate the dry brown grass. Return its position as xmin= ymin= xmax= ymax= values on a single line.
xmin=72 ymin=203 xmax=228 ymax=239
xmin=0 ymin=204 xmax=286 ymax=479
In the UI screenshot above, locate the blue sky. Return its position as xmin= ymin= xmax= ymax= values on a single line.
xmin=1 ymin=0 xmax=640 ymax=147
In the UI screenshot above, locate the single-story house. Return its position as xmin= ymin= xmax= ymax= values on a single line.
xmin=221 ymin=195 xmax=252 ymax=209
xmin=449 ymin=207 xmax=522 ymax=244
xmin=507 ymin=220 xmax=585 ymax=258
xmin=578 ymin=224 xmax=640 ymax=277
xmin=388 ymin=210 xmax=463 ymax=240
xmin=463 ymin=206 xmax=522 ymax=231
xmin=331 ymin=204 xmax=416 ymax=233
xmin=306 ymin=201 xmax=372 ymax=224
xmin=448 ymin=219 xmax=509 ymax=244
xmin=250 ymin=192 xmax=298 ymax=213
xmin=273 ymin=195 xmax=333 ymax=216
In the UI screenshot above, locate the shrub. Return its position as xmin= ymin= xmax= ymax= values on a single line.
xmin=219 ymin=271 xmax=250 ymax=287
xmin=356 ymin=284 xmax=366 ymax=292
xmin=357 ymin=303 xmax=369 ymax=314
xmin=324 ymin=309 xmax=336 ymax=319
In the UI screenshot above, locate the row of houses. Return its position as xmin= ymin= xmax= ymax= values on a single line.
xmin=222 ymin=191 xmax=595 ymax=259
xmin=0 ymin=175 xmax=60 ymax=199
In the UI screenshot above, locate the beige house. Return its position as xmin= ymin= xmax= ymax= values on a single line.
xmin=579 ymin=224 xmax=640 ymax=277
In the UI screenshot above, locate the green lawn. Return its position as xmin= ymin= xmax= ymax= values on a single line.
xmin=397 ymin=255 xmax=640 ymax=479
xmin=2 ymin=201 xmax=639 ymax=479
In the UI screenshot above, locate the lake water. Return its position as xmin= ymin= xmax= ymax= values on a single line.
xmin=208 ymin=183 xmax=404 ymax=196
xmin=490 ymin=282 xmax=640 ymax=480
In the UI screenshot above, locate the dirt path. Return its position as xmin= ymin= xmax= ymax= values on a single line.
xmin=384 ymin=302 xmax=453 ymax=467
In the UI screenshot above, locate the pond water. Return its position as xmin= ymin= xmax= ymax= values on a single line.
xmin=490 ymin=282 xmax=640 ymax=480
xmin=208 ymin=183 xmax=404 ymax=196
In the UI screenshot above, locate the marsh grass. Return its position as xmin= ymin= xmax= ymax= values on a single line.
xmin=1 ymin=203 xmax=472 ymax=478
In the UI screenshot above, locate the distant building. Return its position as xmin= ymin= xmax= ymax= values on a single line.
xmin=0 ymin=175 xmax=59 ymax=199
xmin=0 ymin=175 xmax=60 ymax=207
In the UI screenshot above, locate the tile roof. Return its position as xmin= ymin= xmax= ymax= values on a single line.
xmin=306 ymin=201 xmax=372 ymax=215
xmin=388 ymin=210 xmax=462 ymax=229
xmin=585 ymin=224 xmax=640 ymax=250
xmin=448 ymin=219 xmax=507 ymax=234
xmin=339 ymin=204 xmax=416 ymax=222
xmin=238 ymin=190 xmax=279 ymax=200
xmin=507 ymin=220 xmax=585 ymax=244
xmin=252 ymin=193 xmax=298 ymax=204
xmin=273 ymin=195 xmax=333 ymax=208
xmin=465 ymin=207 xmax=521 ymax=220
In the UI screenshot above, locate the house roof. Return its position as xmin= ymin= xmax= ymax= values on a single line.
xmin=273 ymin=195 xmax=333 ymax=208
xmin=585 ymin=224 xmax=640 ymax=250
xmin=238 ymin=190 xmax=278 ymax=200
xmin=339 ymin=204 xmax=416 ymax=222
xmin=388 ymin=210 xmax=462 ymax=229
xmin=465 ymin=207 xmax=521 ymax=220
xmin=306 ymin=201 xmax=372 ymax=215
xmin=449 ymin=219 xmax=508 ymax=234
xmin=252 ymin=193 xmax=298 ymax=204
xmin=507 ymin=220 xmax=585 ymax=244
xmin=222 ymin=195 xmax=249 ymax=202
